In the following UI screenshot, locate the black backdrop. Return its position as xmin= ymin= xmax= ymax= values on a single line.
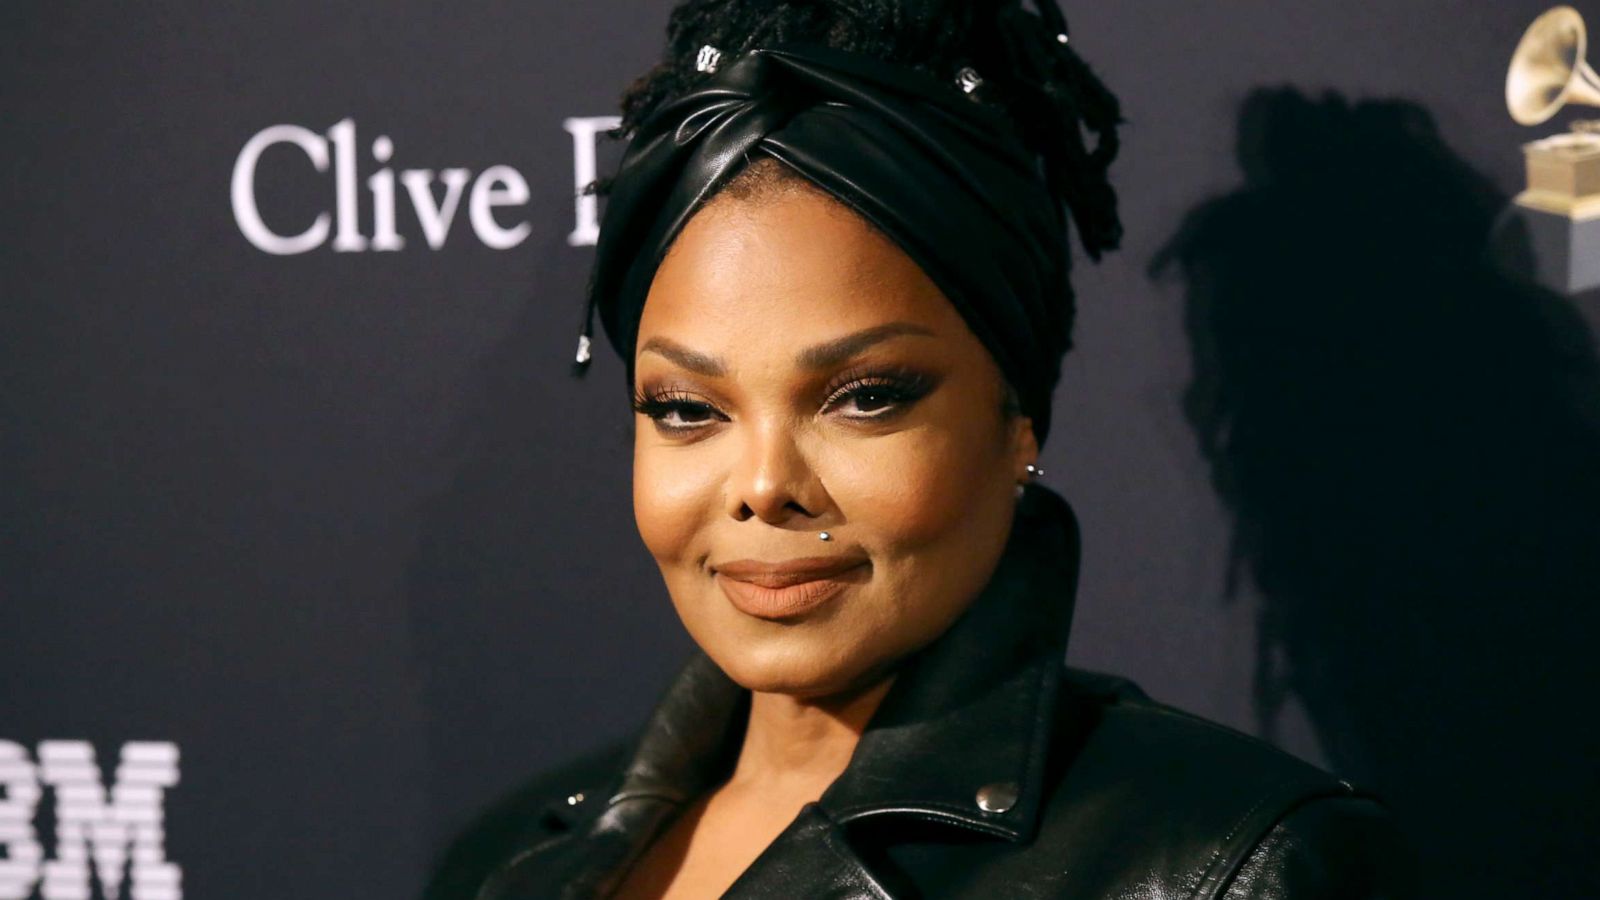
xmin=4 ymin=3 xmax=1598 ymax=898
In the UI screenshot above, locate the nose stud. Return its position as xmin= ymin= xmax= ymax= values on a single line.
xmin=818 ymin=531 xmax=832 ymax=542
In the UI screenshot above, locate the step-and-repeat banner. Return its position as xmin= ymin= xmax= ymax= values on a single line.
xmin=5 ymin=2 xmax=1598 ymax=897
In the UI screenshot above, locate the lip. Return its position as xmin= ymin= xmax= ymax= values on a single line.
xmin=713 ymin=554 xmax=870 ymax=620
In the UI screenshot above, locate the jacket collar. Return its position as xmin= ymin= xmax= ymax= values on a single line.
xmin=818 ymin=483 xmax=1080 ymax=842
xmin=605 ymin=484 xmax=1083 ymax=846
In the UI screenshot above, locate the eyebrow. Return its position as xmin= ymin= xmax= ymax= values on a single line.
xmin=639 ymin=322 xmax=936 ymax=376
xmin=796 ymin=322 xmax=936 ymax=370
xmin=637 ymin=335 xmax=726 ymax=376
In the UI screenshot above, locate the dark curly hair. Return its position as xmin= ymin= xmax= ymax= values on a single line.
xmin=588 ymin=0 xmax=1123 ymax=354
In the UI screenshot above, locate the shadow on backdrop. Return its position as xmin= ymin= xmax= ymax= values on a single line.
xmin=1152 ymin=88 xmax=1600 ymax=898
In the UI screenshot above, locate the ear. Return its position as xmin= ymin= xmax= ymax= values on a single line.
xmin=1009 ymin=414 xmax=1040 ymax=481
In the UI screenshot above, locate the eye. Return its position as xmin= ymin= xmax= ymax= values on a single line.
xmin=631 ymin=388 xmax=726 ymax=435
xmin=822 ymin=368 xmax=934 ymax=421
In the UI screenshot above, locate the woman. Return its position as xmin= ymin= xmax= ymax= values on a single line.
xmin=460 ymin=0 xmax=1412 ymax=896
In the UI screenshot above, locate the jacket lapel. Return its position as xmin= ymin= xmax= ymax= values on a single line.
xmin=723 ymin=804 xmax=895 ymax=899
xmin=484 ymin=654 xmax=749 ymax=900
xmin=816 ymin=484 xmax=1081 ymax=846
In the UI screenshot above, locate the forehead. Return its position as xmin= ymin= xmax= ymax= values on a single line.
xmin=637 ymin=189 xmax=964 ymax=350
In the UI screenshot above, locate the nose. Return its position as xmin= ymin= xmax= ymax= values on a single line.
xmin=725 ymin=416 xmax=828 ymax=526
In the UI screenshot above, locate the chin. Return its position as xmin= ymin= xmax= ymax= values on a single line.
xmin=701 ymin=629 xmax=884 ymax=699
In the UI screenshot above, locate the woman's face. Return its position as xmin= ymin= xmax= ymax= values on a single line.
xmin=631 ymin=183 xmax=1038 ymax=699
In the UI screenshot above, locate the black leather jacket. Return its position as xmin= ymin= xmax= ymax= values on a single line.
xmin=439 ymin=486 xmax=1412 ymax=898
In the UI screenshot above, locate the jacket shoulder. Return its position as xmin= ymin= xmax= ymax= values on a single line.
xmin=1060 ymin=665 xmax=1347 ymax=794
xmin=1041 ymin=667 xmax=1406 ymax=898
xmin=1221 ymin=794 xmax=1416 ymax=898
xmin=422 ymin=739 xmax=632 ymax=900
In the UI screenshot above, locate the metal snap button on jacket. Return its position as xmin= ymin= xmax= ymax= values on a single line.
xmin=975 ymin=781 xmax=1019 ymax=814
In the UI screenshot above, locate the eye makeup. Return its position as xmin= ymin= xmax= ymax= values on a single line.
xmin=631 ymin=363 xmax=941 ymax=435
xmin=819 ymin=364 xmax=939 ymax=421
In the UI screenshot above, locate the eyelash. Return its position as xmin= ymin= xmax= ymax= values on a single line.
xmin=630 ymin=367 xmax=933 ymax=435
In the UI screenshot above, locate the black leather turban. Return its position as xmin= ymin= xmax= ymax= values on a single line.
xmin=582 ymin=41 xmax=1073 ymax=444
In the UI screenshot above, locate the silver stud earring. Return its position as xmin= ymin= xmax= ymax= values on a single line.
xmin=955 ymin=66 xmax=983 ymax=95
xmin=818 ymin=531 xmax=832 ymax=542
xmin=1016 ymin=463 xmax=1044 ymax=499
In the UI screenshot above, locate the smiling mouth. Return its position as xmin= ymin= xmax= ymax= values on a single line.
xmin=713 ymin=555 xmax=870 ymax=620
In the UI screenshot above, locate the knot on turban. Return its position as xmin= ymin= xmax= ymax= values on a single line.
xmin=584 ymin=41 xmax=1073 ymax=444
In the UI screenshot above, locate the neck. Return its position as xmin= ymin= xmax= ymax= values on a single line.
xmin=725 ymin=675 xmax=896 ymax=797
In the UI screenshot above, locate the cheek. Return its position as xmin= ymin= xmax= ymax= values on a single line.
xmin=632 ymin=432 xmax=722 ymax=565
xmin=824 ymin=420 xmax=1008 ymax=550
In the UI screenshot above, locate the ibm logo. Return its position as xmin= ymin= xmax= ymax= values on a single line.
xmin=0 ymin=741 xmax=179 ymax=900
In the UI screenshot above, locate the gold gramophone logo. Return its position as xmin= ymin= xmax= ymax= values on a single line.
xmin=1508 ymin=6 xmax=1600 ymax=219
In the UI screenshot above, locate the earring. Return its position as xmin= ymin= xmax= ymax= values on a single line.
xmin=1016 ymin=463 xmax=1044 ymax=498
xmin=818 ymin=531 xmax=832 ymax=542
